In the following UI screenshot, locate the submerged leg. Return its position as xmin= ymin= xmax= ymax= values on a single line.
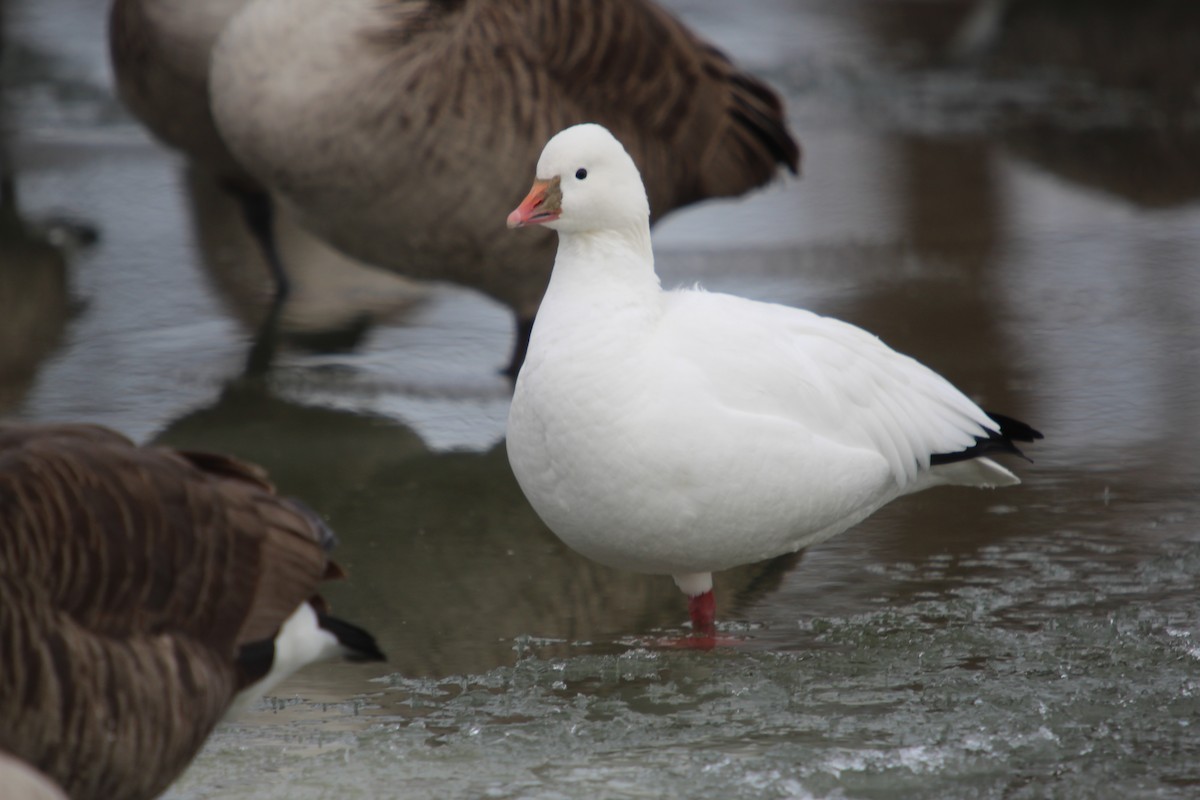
xmin=652 ymin=590 xmax=724 ymax=650
xmin=645 ymin=575 xmax=737 ymax=650
xmin=673 ymin=572 xmax=717 ymax=640
xmin=687 ymin=590 xmax=717 ymax=638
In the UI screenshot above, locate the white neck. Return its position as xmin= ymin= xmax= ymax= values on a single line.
xmin=545 ymin=223 xmax=659 ymax=300
xmin=525 ymin=223 xmax=661 ymax=363
xmin=557 ymin=220 xmax=654 ymax=262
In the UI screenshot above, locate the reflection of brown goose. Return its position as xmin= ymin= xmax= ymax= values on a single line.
xmin=210 ymin=0 xmax=800 ymax=373
xmin=0 ymin=424 xmax=384 ymax=800
xmin=0 ymin=178 xmax=82 ymax=415
xmin=863 ymin=0 xmax=1200 ymax=207
xmin=324 ymin=441 xmax=800 ymax=676
xmin=1003 ymin=127 xmax=1200 ymax=209
xmin=156 ymin=393 xmax=798 ymax=677
xmin=154 ymin=378 xmax=431 ymax=514
xmin=962 ymin=0 xmax=1200 ymax=208
xmin=964 ymin=0 xmax=1200 ymax=107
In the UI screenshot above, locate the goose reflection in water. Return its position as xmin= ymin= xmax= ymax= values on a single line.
xmin=155 ymin=384 xmax=799 ymax=679
xmin=860 ymin=0 xmax=1200 ymax=208
xmin=0 ymin=175 xmax=90 ymax=415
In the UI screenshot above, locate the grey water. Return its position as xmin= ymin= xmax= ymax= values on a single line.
xmin=3 ymin=0 xmax=1200 ymax=797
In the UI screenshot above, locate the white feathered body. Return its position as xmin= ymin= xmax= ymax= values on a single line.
xmin=508 ymin=230 xmax=1016 ymax=578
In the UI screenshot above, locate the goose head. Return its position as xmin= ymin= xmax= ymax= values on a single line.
xmin=507 ymin=123 xmax=650 ymax=234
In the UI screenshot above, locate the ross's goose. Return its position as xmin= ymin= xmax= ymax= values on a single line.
xmin=0 ymin=424 xmax=384 ymax=800
xmin=208 ymin=0 xmax=799 ymax=374
xmin=505 ymin=123 xmax=1041 ymax=641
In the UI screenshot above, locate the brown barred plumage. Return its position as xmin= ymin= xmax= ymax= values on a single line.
xmin=0 ymin=423 xmax=382 ymax=800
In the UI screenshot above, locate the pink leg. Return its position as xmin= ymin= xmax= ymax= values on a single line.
xmin=647 ymin=589 xmax=740 ymax=650
xmin=688 ymin=590 xmax=717 ymax=638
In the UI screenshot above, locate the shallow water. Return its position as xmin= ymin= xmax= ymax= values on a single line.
xmin=3 ymin=0 xmax=1200 ymax=797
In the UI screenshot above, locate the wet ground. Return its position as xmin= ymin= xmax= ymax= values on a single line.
xmin=4 ymin=0 xmax=1200 ymax=798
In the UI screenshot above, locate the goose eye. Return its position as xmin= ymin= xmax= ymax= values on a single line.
xmin=575 ymin=168 xmax=588 ymax=180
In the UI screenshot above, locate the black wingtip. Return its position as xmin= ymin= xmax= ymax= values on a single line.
xmin=318 ymin=615 xmax=387 ymax=663
xmin=729 ymin=76 xmax=802 ymax=174
xmin=930 ymin=410 xmax=1043 ymax=466
xmin=985 ymin=412 xmax=1044 ymax=443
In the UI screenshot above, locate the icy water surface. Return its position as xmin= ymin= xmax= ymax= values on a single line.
xmin=3 ymin=0 xmax=1200 ymax=797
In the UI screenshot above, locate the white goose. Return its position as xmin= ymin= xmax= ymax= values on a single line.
xmin=505 ymin=124 xmax=1041 ymax=641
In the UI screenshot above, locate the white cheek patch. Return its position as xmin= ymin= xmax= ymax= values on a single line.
xmin=225 ymin=603 xmax=341 ymax=718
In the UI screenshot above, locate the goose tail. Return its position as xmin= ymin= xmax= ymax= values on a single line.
xmin=927 ymin=412 xmax=1043 ymax=488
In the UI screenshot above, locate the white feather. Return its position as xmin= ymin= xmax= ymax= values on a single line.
xmin=507 ymin=124 xmax=1026 ymax=591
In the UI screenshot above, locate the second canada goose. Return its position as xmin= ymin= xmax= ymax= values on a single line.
xmin=0 ymin=423 xmax=384 ymax=800
xmin=209 ymin=0 xmax=801 ymax=374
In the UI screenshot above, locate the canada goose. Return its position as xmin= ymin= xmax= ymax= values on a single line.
xmin=109 ymin=0 xmax=430 ymax=374
xmin=0 ymin=423 xmax=385 ymax=800
xmin=505 ymin=124 xmax=1039 ymax=641
xmin=208 ymin=0 xmax=801 ymax=374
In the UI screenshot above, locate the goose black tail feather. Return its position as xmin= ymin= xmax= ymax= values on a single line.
xmin=318 ymin=615 xmax=387 ymax=663
xmin=929 ymin=411 xmax=1043 ymax=466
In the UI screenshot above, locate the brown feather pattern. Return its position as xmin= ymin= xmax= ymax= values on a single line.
xmin=0 ymin=423 xmax=366 ymax=800
xmin=466 ymin=0 xmax=800 ymax=211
